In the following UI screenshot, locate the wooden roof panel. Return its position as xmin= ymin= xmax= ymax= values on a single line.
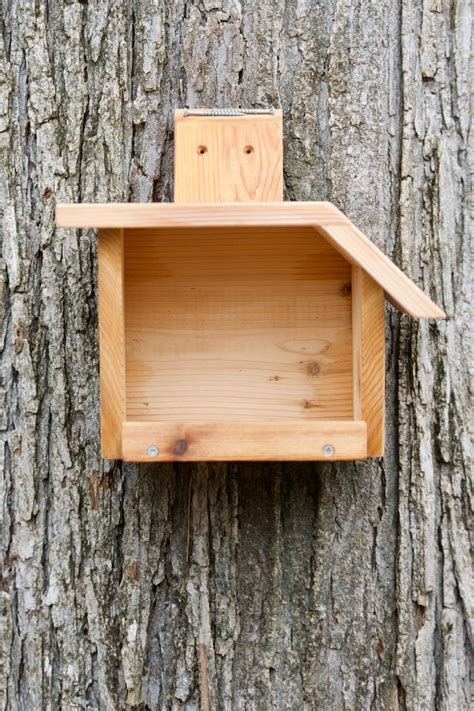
xmin=55 ymin=201 xmax=445 ymax=319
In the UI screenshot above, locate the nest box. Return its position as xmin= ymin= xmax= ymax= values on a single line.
xmin=56 ymin=109 xmax=445 ymax=462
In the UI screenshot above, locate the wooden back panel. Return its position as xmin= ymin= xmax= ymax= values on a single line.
xmin=123 ymin=226 xmax=353 ymax=423
xmin=174 ymin=110 xmax=283 ymax=203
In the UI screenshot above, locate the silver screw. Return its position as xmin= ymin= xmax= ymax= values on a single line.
xmin=322 ymin=444 xmax=335 ymax=457
xmin=147 ymin=446 xmax=159 ymax=458
xmin=183 ymin=108 xmax=275 ymax=117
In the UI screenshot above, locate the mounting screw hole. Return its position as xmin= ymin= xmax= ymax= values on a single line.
xmin=197 ymin=145 xmax=208 ymax=155
xmin=147 ymin=445 xmax=159 ymax=458
xmin=322 ymin=444 xmax=335 ymax=457
xmin=243 ymin=145 xmax=254 ymax=155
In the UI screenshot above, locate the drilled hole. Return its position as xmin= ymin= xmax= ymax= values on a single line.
xmin=197 ymin=145 xmax=207 ymax=155
xmin=243 ymin=145 xmax=254 ymax=155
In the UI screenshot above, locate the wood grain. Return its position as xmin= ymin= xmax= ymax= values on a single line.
xmin=55 ymin=201 xmax=346 ymax=228
xmin=123 ymin=227 xmax=353 ymax=423
xmin=352 ymin=266 xmax=385 ymax=456
xmin=121 ymin=420 xmax=368 ymax=461
xmin=174 ymin=110 xmax=283 ymax=202
xmin=97 ymin=229 xmax=125 ymax=458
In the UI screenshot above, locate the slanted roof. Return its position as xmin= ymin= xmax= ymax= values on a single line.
xmin=56 ymin=201 xmax=445 ymax=319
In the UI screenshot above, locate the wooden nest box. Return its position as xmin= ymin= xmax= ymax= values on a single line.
xmin=56 ymin=109 xmax=445 ymax=462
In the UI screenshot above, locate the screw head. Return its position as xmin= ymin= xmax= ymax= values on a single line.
xmin=147 ymin=445 xmax=159 ymax=458
xmin=322 ymin=444 xmax=335 ymax=457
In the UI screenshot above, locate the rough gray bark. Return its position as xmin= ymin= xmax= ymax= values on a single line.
xmin=0 ymin=1 xmax=471 ymax=709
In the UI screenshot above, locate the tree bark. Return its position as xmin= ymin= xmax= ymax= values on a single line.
xmin=0 ymin=1 xmax=471 ymax=709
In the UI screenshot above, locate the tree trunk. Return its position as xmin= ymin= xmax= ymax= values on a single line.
xmin=0 ymin=1 xmax=471 ymax=709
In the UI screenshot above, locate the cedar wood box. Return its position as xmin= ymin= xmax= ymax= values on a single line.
xmin=56 ymin=110 xmax=444 ymax=462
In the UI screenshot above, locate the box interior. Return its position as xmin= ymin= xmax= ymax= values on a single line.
xmin=123 ymin=226 xmax=353 ymax=422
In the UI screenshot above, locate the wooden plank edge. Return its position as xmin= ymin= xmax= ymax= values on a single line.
xmin=352 ymin=266 xmax=362 ymax=421
xmin=98 ymin=229 xmax=126 ymax=459
xmin=121 ymin=421 xmax=368 ymax=462
xmin=55 ymin=201 xmax=347 ymax=229
xmin=352 ymin=268 xmax=385 ymax=457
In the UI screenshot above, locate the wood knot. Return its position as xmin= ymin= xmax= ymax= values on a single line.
xmin=306 ymin=362 xmax=320 ymax=377
xmin=341 ymin=282 xmax=351 ymax=297
xmin=173 ymin=439 xmax=188 ymax=456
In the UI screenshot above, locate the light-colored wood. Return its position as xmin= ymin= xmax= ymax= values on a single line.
xmin=352 ymin=265 xmax=362 ymax=422
xmin=121 ymin=420 xmax=368 ymax=461
xmin=55 ymin=201 xmax=346 ymax=228
xmin=97 ymin=229 xmax=125 ymax=458
xmin=55 ymin=201 xmax=445 ymax=319
xmin=124 ymin=227 xmax=353 ymax=423
xmin=352 ymin=267 xmax=385 ymax=456
xmin=174 ymin=110 xmax=283 ymax=202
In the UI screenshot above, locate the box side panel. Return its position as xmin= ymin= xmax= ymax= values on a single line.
xmin=352 ymin=266 xmax=385 ymax=456
xmin=98 ymin=229 xmax=125 ymax=458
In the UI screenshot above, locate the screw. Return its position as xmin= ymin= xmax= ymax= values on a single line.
xmin=147 ymin=446 xmax=159 ymax=458
xmin=322 ymin=444 xmax=335 ymax=457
